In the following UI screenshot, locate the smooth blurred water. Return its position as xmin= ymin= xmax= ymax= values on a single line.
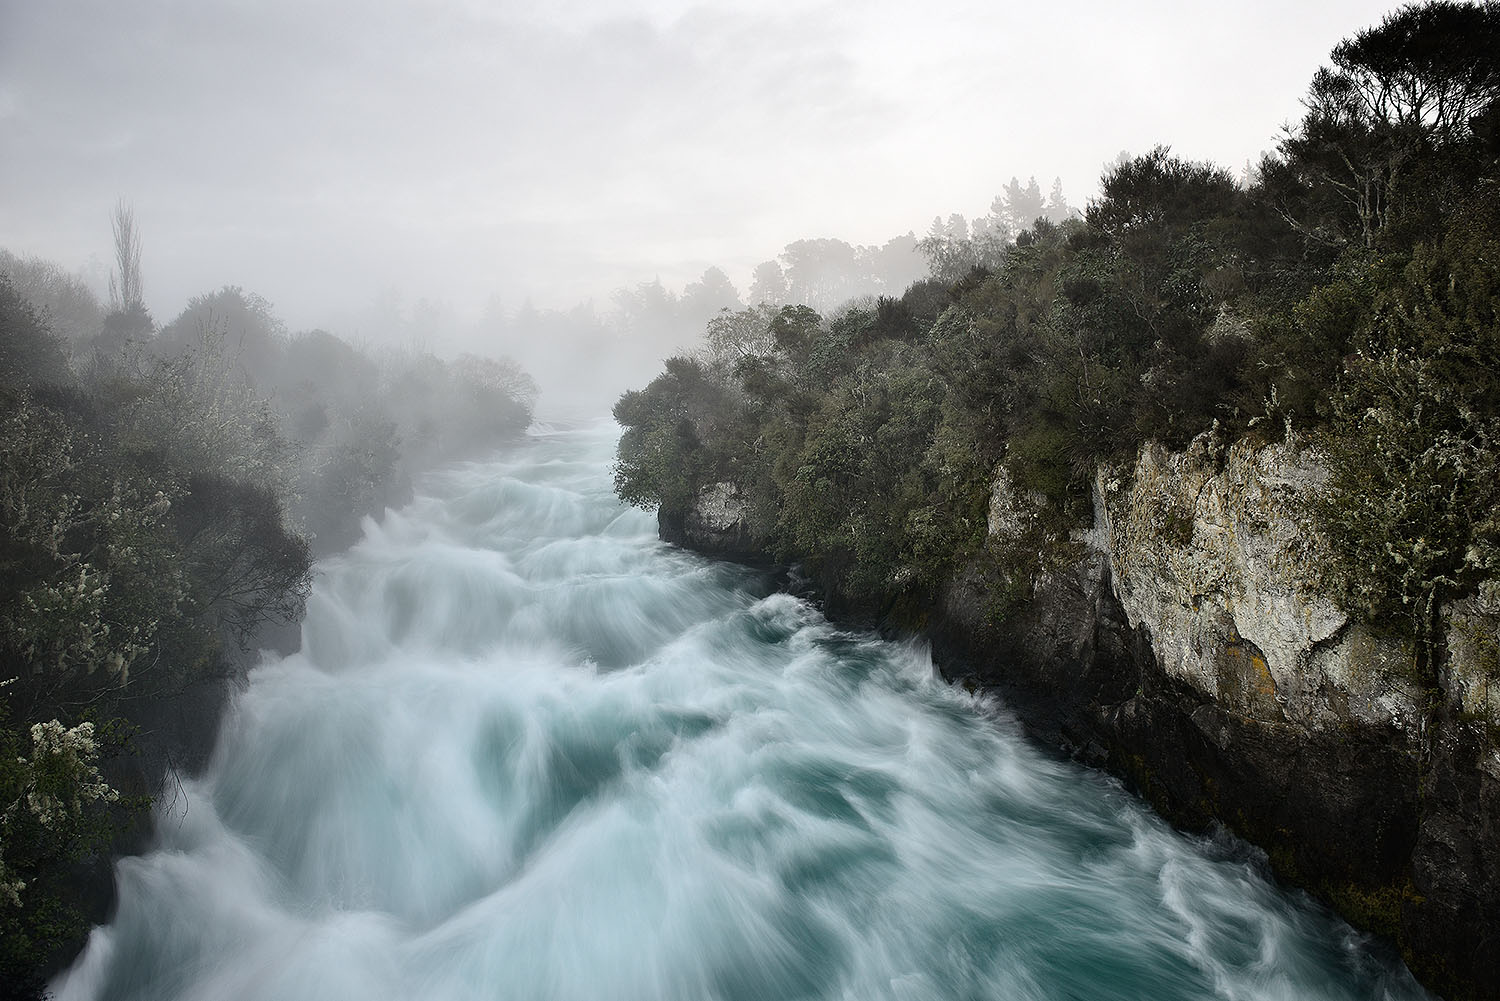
xmin=55 ymin=420 xmax=1432 ymax=1001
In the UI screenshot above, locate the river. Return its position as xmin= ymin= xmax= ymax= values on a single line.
xmin=55 ymin=420 xmax=1430 ymax=1001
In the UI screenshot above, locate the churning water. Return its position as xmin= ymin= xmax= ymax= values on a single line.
xmin=56 ymin=421 xmax=1430 ymax=1001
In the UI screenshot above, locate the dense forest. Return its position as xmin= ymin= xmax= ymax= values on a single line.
xmin=0 ymin=222 xmax=537 ymax=996
xmin=616 ymin=0 xmax=1500 ymax=682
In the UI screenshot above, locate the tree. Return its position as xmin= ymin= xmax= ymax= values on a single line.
xmin=1318 ymin=347 xmax=1500 ymax=674
xmin=1001 ymin=176 xmax=1046 ymax=232
xmin=612 ymin=278 xmax=684 ymax=351
xmin=680 ymin=267 xmax=743 ymax=328
xmin=1275 ymin=1 xmax=1500 ymax=248
xmin=970 ymin=216 xmax=1012 ymax=270
xmin=106 ymin=200 xmax=143 ymax=315
xmin=450 ymin=352 xmax=538 ymax=436
xmin=0 ymin=251 xmax=104 ymax=344
xmin=171 ymin=472 xmax=311 ymax=651
xmin=748 ymin=260 xmax=788 ymax=305
xmin=1315 ymin=206 xmax=1500 ymax=671
xmin=858 ymin=233 xmax=925 ymax=294
xmin=277 ymin=329 xmax=381 ymax=432
xmin=0 ymin=712 xmax=122 ymax=999
xmin=917 ymin=215 xmax=977 ymax=283
xmin=160 ymin=287 xmax=286 ymax=390
xmin=0 ymin=279 xmax=71 ymax=389
xmin=1044 ymin=177 xmax=1074 ymax=223
xmin=96 ymin=202 xmax=152 ymax=357
xmin=780 ymin=238 xmax=860 ymax=311
xmin=1329 ymin=1 xmax=1500 ymax=140
xmin=613 ymin=356 xmax=741 ymax=512
xmin=768 ymin=304 xmax=823 ymax=363
xmin=0 ymin=390 xmax=197 ymax=705
xmin=295 ymin=409 xmax=402 ymax=553
xmin=702 ymin=305 xmax=777 ymax=364
xmin=1087 ymin=147 xmax=1240 ymax=238
xmin=116 ymin=331 xmax=294 ymax=488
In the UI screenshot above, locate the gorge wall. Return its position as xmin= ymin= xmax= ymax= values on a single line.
xmin=666 ymin=434 xmax=1500 ymax=1001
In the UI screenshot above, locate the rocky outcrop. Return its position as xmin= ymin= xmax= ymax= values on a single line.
xmin=937 ymin=439 xmax=1426 ymax=910
xmin=1096 ymin=435 xmax=1426 ymax=734
xmin=659 ymin=481 xmax=760 ymax=560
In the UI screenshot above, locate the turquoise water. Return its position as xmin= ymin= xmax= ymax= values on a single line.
xmin=55 ymin=421 xmax=1431 ymax=1001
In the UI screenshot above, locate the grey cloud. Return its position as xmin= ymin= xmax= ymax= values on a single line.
xmin=1 ymin=0 xmax=1406 ymax=332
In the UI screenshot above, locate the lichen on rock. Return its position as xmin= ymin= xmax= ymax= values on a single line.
xmin=1095 ymin=431 xmax=1423 ymax=732
xmin=1445 ymin=593 xmax=1500 ymax=726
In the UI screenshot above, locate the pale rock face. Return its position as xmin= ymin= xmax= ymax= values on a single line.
xmin=691 ymin=481 xmax=747 ymax=534
xmin=662 ymin=481 xmax=756 ymax=558
xmin=1444 ymin=593 xmax=1500 ymax=723
xmin=670 ymin=480 xmax=758 ymax=557
xmin=1091 ymin=433 xmax=1425 ymax=734
xmin=987 ymin=465 xmax=1044 ymax=545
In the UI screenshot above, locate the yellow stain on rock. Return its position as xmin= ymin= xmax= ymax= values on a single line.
xmin=1250 ymin=650 xmax=1277 ymax=699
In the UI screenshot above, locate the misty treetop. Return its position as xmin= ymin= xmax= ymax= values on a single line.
xmin=613 ymin=0 xmax=1500 ymax=668
xmin=918 ymin=174 xmax=1080 ymax=282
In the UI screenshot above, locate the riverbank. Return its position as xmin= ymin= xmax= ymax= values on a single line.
xmin=658 ymin=432 xmax=1499 ymax=1001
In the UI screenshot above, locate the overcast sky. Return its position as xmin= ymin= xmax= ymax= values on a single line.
xmin=1 ymin=0 xmax=1405 ymax=333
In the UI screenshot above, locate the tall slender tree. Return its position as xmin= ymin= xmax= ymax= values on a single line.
xmin=96 ymin=200 xmax=153 ymax=354
xmin=107 ymin=199 xmax=143 ymax=313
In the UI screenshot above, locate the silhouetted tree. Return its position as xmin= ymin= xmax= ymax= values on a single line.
xmin=780 ymin=238 xmax=861 ymax=311
xmin=1044 ymin=177 xmax=1074 ymax=223
xmin=1001 ymin=176 xmax=1046 ymax=232
xmin=1274 ymin=0 xmax=1500 ymax=248
xmin=748 ymin=260 xmax=788 ymax=305
xmin=681 ymin=267 xmax=742 ymax=327
xmin=106 ymin=200 xmax=143 ymax=314
xmin=95 ymin=203 xmax=152 ymax=358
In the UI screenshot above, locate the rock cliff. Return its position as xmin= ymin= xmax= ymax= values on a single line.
xmin=1096 ymin=435 xmax=1426 ymax=733
xmin=971 ymin=431 xmax=1499 ymax=999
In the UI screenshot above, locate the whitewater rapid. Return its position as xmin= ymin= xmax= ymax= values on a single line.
xmin=56 ymin=420 xmax=1430 ymax=1001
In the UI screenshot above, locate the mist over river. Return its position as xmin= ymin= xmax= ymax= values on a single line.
xmin=55 ymin=420 xmax=1430 ymax=1001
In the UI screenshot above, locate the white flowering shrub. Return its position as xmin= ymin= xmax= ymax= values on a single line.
xmin=0 ymin=699 xmax=124 ymax=994
xmin=1 ymin=392 xmax=190 ymax=694
xmin=13 ymin=720 xmax=117 ymax=831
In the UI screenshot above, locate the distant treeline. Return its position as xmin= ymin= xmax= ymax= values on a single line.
xmin=0 ymin=253 xmax=536 ymax=996
xmin=363 ymin=177 xmax=1077 ymax=409
xmin=616 ymin=1 xmax=1500 ymax=671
